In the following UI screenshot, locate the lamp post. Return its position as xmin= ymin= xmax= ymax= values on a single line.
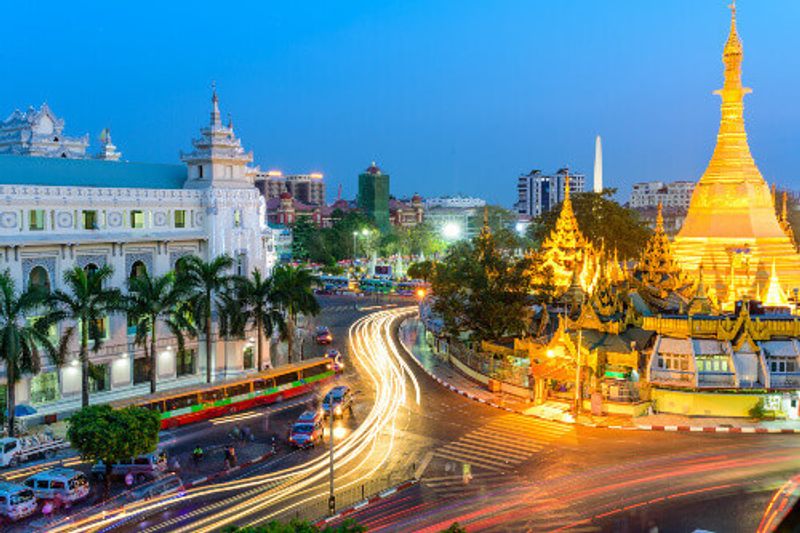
xmin=328 ymin=404 xmax=335 ymax=515
xmin=574 ymin=327 xmax=583 ymax=415
xmin=352 ymin=231 xmax=358 ymax=260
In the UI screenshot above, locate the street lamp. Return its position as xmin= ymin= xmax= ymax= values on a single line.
xmin=328 ymin=402 xmax=335 ymax=515
xmin=442 ymin=222 xmax=461 ymax=240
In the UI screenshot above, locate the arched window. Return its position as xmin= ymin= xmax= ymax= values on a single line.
xmin=84 ymin=263 xmax=99 ymax=275
xmin=129 ymin=260 xmax=147 ymax=280
xmin=28 ymin=266 xmax=51 ymax=293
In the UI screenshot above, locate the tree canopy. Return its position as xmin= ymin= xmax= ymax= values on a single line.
xmin=222 ymin=518 xmax=365 ymax=533
xmin=527 ymin=189 xmax=651 ymax=259
xmin=68 ymin=404 xmax=160 ymax=497
xmin=431 ymin=230 xmax=532 ymax=342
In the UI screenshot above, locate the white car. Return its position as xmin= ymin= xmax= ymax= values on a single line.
xmin=0 ymin=482 xmax=37 ymax=522
xmin=24 ymin=467 xmax=90 ymax=503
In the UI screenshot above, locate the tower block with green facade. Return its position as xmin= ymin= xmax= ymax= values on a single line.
xmin=358 ymin=162 xmax=390 ymax=233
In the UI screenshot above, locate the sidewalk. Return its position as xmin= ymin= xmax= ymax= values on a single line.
xmin=398 ymin=317 xmax=800 ymax=434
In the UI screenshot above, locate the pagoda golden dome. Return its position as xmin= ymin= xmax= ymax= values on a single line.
xmin=673 ymin=3 xmax=800 ymax=299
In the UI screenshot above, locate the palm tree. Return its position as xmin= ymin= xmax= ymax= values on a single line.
xmin=219 ymin=270 xmax=286 ymax=371
xmin=47 ymin=265 xmax=121 ymax=408
xmin=0 ymin=272 xmax=63 ymax=437
xmin=176 ymin=255 xmax=233 ymax=383
xmin=270 ymin=265 xmax=320 ymax=363
xmin=126 ymin=271 xmax=192 ymax=394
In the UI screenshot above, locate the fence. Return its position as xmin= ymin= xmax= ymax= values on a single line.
xmin=270 ymin=463 xmax=417 ymax=523
xmin=448 ymin=341 xmax=530 ymax=388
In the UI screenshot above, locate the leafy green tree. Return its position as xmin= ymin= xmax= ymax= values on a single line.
xmin=440 ymin=523 xmax=468 ymax=533
xmin=432 ymin=230 xmax=533 ymax=342
xmin=222 ymin=518 xmax=365 ymax=533
xmin=47 ymin=265 xmax=122 ymax=408
xmin=407 ymin=260 xmax=436 ymax=281
xmin=67 ymin=404 xmax=160 ymax=498
xmin=126 ymin=271 xmax=192 ymax=394
xmin=220 ymin=269 xmax=287 ymax=371
xmin=176 ymin=255 xmax=234 ymax=383
xmin=270 ymin=265 xmax=320 ymax=363
xmin=527 ymin=189 xmax=651 ymax=259
xmin=0 ymin=272 xmax=63 ymax=437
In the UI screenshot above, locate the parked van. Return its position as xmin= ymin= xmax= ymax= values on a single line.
xmin=288 ymin=410 xmax=325 ymax=448
xmin=0 ymin=482 xmax=37 ymax=522
xmin=91 ymin=449 xmax=167 ymax=482
xmin=24 ymin=467 xmax=90 ymax=503
xmin=126 ymin=473 xmax=184 ymax=501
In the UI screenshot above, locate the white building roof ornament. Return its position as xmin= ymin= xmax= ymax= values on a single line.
xmin=0 ymin=103 xmax=90 ymax=158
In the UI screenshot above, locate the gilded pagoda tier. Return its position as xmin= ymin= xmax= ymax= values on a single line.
xmin=673 ymin=4 xmax=800 ymax=298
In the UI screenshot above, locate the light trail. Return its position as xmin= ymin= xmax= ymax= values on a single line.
xmin=49 ymin=307 xmax=419 ymax=533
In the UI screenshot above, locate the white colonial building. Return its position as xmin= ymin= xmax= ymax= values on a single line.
xmin=0 ymin=91 xmax=278 ymax=415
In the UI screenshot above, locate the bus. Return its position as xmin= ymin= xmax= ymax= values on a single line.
xmin=317 ymin=275 xmax=352 ymax=294
xmin=359 ymin=278 xmax=393 ymax=294
xmin=113 ymin=358 xmax=335 ymax=429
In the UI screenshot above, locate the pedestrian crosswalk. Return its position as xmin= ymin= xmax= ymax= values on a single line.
xmin=423 ymin=470 xmax=522 ymax=499
xmin=429 ymin=415 xmax=574 ymax=478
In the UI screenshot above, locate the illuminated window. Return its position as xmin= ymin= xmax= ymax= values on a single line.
xmin=233 ymin=209 xmax=242 ymax=228
xmin=131 ymin=210 xmax=144 ymax=229
xmin=29 ymin=210 xmax=45 ymax=231
xmin=174 ymin=210 xmax=186 ymax=228
xmin=82 ymin=210 xmax=98 ymax=230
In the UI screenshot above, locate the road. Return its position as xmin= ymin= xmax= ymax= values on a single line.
xmin=17 ymin=299 xmax=800 ymax=532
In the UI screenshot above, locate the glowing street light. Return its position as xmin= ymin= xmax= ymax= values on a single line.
xmin=442 ymin=222 xmax=461 ymax=240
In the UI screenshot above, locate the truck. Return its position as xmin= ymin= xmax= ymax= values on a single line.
xmin=0 ymin=435 xmax=70 ymax=467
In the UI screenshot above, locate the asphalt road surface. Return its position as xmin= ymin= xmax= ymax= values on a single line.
xmin=22 ymin=298 xmax=800 ymax=532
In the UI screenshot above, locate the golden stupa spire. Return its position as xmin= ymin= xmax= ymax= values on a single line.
xmin=782 ymin=191 xmax=788 ymax=222
xmin=764 ymin=257 xmax=789 ymax=307
xmin=655 ymin=200 xmax=665 ymax=232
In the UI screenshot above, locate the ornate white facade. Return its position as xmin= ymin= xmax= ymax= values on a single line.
xmin=0 ymin=92 xmax=278 ymax=414
xmin=0 ymin=104 xmax=91 ymax=159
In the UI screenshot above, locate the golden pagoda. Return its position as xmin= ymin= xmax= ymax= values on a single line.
xmin=635 ymin=201 xmax=687 ymax=294
xmin=533 ymin=176 xmax=600 ymax=294
xmin=672 ymin=4 xmax=800 ymax=299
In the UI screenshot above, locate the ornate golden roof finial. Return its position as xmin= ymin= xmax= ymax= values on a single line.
xmin=483 ymin=205 xmax=489 ymax=228
xmin=656 ymin=201 xmax=665 ymax=232
xmin=782 ymin=191 xmax=788 ymax=222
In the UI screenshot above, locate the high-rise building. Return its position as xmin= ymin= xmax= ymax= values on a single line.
xmin=515 ymin=168 xmax=585 ymax=218
xmin=254 ymin=170 xmax=326 ymax=206
xmin=357 ymin=162 xmax=390 ymax=232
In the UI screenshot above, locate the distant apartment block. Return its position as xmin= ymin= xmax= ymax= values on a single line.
xmin=629 ymin=180 xmax=695 ymax=210
xmin=515 ymin=168 xmax=585 ymax=218
xmin=255 ymin=170 xmax=327 ymax=206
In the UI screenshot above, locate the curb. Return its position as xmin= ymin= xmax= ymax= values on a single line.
xmin=397 ymin=318 xmax=800 ymax=436
xmin=315 ymin=479 xmax=418 ymax=527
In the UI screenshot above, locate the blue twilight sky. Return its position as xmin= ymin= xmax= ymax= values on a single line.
xmin=2 ymin=1 xmax=799 ymax=206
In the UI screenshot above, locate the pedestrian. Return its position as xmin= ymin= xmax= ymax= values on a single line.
xmin=227 ymin=445 xmax=237 ymax=467
xmin=125 ymin=472 xmax=134 ymax=487
xmin=193 ymin=445 xmax=204 ymax=466
xmin=170 ymin=456 xmax=181 ymax=474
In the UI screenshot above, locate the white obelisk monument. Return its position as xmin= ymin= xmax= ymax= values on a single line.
xmin=593 ymin=135 xmax=603 ymax=193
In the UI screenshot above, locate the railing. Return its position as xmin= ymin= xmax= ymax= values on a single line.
xmin=270 ymin=463 xmax=417 ymax=523
xmin=448 ymin=341 xmax=530 ymax=388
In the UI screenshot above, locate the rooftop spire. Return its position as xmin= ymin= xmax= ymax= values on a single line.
xmin=211 ymin=81 xmax=221 ymax=127
xmin=655 ymin=200 xmax=665 ymax=232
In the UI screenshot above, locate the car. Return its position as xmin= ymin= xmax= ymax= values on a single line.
xmin=288 ymin=410 xmax=325 ymax=448
xmin=0 ymin=482 xmax=37 ymax=522
xmin=315 ymin=326 xmax=333 ymax=345
xmin=92 ymin=449 xmax=168 ymax=482
xmin=24 ymin=467 xmax=90 ymax=503
xmin=322 ymin=385 xmax=353 ymax=419
xmin=325 ymin=350 xmax=344 ymax=373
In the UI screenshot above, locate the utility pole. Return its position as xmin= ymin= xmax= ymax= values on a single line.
xmin=574 ymin=327 xmax=583 ymax=415
xmin=328 ymin=404 xmax=335 ymax=515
